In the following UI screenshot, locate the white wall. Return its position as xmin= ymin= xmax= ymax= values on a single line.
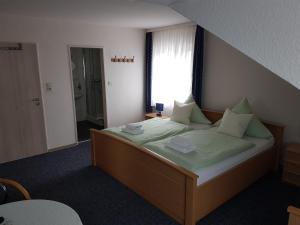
xmin=0 ymin=14 xmax=145 ymax=150
xmin=202 ymin=32 xmax=300 ymax=143
xmin=170 ymin=0 xmax=300 ymax=90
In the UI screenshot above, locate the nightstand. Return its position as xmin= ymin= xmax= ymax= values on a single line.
xmin=145 ymin=112 xmax=169 ymax=120
xmin=282 ymin=144 xmax=300 ymax=187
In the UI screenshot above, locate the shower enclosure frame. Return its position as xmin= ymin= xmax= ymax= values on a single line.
xmin=67 ymin=44 xmax=108 ymax=143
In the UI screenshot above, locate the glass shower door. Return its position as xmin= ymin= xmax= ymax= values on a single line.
xmin=83 ymin=48 xmax=104 ymax=123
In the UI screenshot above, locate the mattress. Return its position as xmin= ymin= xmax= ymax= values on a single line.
xmin=196 ymin=137 xmax=274 ymax=186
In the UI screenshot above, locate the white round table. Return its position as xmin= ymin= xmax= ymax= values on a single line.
xmin=0 ymin=200 xmax=83 ymax=225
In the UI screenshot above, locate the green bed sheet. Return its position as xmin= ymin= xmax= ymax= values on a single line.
xmin=143 ymin=127 xmax=255 ymax=172
xmin=104 ymin=118 xmax=192 ymax=145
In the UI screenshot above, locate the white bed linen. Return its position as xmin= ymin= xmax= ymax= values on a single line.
xmin=196 ymin=137 xmax=274 ymax=186
xmin=188 ymin=123 xmax=212 ymax=130
xmin=163 ymin=118 xmax=212 ymax=130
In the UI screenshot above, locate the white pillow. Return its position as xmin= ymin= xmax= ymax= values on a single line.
xmin=217 ymin=108 xmax=253 ymax=138
xmin=171 ymin=101 xmax=195 ymax=125
xmin=184 ymin=94 xmax=212 ymax=125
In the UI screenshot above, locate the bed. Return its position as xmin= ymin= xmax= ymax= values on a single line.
xmin=90 ymin=109 xmax=284 ymax=225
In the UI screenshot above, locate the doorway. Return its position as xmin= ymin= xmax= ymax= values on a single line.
xmin=0 ymin=42 xmax=47 ymax=163
xmin=70 ymin=47 xmax=106 ymax=142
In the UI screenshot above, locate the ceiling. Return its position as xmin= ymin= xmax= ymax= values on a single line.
xmin=0 ymin=0 xmax=189 ymax=28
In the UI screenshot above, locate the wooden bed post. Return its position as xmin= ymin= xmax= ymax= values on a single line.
xmin=185 ymin=176 xmax=197 ymax=225
xmin=90 ymin=129 xmax=97 ymax=166
xmin=288 ymin=206 xmax=300 ymax=225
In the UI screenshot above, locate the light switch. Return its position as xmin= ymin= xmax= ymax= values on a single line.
xmin=46 ymin=82 xmax=52 ymax=91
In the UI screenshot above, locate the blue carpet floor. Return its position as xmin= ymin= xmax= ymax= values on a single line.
xmin=0 ymin=141 xmax=299 ymax=225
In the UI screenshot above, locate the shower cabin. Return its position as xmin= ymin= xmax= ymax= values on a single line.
xmin=70 ymin=47 xmax=106 ymax=142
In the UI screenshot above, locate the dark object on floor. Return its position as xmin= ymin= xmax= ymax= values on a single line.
xmin=77 ymin=120 xmax=103 ymax=141
xmin=0 ymin=142 xmax=299 ymax=225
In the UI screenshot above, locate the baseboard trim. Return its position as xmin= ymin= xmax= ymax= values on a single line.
xmin=48 ymin=143 xmax=78 ymax=152
xmin=78 ymin=139 xmax=90 ymax=143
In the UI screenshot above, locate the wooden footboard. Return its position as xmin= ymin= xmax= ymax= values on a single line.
xmin=195 ymin=147 xmax=276 ymax=219
xmin=91 ymin=129 xmax=198 ymax=225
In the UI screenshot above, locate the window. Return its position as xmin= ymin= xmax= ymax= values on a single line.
xmin=151 ymin=26 xmax=196 ymax=114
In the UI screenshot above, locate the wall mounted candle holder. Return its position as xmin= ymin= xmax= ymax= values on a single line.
xmin=111 ymin=56 xmax=134 ymax=63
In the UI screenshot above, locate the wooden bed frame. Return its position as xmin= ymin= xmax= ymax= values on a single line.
xmin=90 ymin=109 xmax=284 ymax=225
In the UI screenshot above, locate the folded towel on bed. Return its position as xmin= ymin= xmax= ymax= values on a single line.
xmin=169 ymin=136 xmax=193 ymax=148
xmin=121 ymin=127 xmax=144 ymax=135
xmin=166 ymin=142 xmax=196 ymax=153
xmin=126 ymin=123 xmax=143 ymax=130
xmin=166 ymin=136 xmax=196 ymax=153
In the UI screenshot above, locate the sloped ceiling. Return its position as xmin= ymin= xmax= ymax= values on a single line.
xmin=0 ymin=0 xmax=188 ymax=28
xmin=149 ymin=0 xmax=300 ymax=89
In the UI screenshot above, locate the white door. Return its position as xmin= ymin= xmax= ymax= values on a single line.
xmin=0 ymin=43 xmax=47 ymax=163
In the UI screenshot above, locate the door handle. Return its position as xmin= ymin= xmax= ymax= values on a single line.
xmin=32 ymin=97 xmax=40 ymax=106
xmin=32 ymin=98 xmax=40 ymax=101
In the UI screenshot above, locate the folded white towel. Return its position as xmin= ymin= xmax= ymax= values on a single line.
xmin=166 ymin=142 xmax=196 ymax=153
xmin=166 ymin=136 xmax=196 ymax=153
xmin=126 ymin=123 xmax=143 ymax=130
xmin=121 ymin=127 xmax=144 ymax=135
xmin=169 ymin=136 xmax=194 ymax=148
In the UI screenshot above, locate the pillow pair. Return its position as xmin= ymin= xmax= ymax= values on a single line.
xmin=171 ymin=96 xmax=211 ymax=125
xmin=217 ymin=98 xmax=273 ymax=139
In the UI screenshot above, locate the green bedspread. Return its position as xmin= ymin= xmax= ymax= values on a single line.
xmin=105 ymin=118 xmax=192 ymax=145
xmin=143 ymin=127 xmax=255 ymax=172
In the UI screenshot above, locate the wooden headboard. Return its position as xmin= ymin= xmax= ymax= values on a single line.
xmin=201 ymin=109 xmax=223 ymax=123
xmin=201 ymin=108 xmax=285 ymax=169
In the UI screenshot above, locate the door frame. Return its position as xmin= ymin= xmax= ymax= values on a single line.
xmin=67 ymin=44 xmax=108 ymax=143
xmin=35 ymin=42 xmax=48 ymax=151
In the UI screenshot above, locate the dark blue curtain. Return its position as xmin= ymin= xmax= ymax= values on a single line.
xmin=192 ymin=25 xmax=204 ymax=107
xmin=145 ymin=32 xmax=153 ymax=112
